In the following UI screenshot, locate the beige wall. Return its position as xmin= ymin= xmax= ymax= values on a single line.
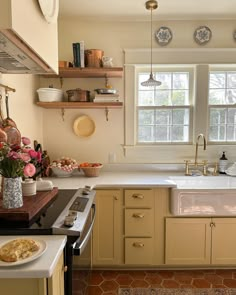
xmin=3 ymin=18 xmax=236 ymax=164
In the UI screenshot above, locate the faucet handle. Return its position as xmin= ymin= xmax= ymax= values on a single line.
xmin=184 ymin=160 xmax=191 ymax=176
xmin=202 ymin=160 xmax=208 ymax=176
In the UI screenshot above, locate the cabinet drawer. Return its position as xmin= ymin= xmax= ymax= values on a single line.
xmin=125 ymin=238 xmax=153 ymax=265
xmin=124 ymin=189 xmax=154 ymax=208
xmin=125 ymin=209 xmax=154 ymax=236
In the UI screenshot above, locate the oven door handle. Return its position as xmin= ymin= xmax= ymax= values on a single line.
xmin=72 ymin=203 xmax=96 ymax=255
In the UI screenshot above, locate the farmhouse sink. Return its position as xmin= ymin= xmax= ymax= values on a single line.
xmin=169 ymin=176 xmax=236 ymax=216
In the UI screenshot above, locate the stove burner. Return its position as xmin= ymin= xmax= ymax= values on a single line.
xmin=69 ymin=197 xmax=89 ymax=212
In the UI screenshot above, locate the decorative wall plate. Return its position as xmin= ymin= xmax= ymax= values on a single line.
xmin=155 ymin=27 xmax=172 ymax=46
xmin=194 ymin=26 xmax=212 ymax=45
xmin=38 ymin=0 xmax=59 ymax=23
xmin=73 ymin=115 xmax=96 ymax=137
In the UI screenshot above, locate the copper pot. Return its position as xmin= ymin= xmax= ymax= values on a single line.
xmin=85 ymin=49 xmax=104 ymax=68
xmin=66 ymin=88 xmax=90 ymax=102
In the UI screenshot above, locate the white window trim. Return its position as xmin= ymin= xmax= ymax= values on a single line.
xmin=123 ymin=48 xmax=236 ymax=162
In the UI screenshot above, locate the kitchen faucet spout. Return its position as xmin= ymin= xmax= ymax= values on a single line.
xmin=195 ymin=133 xmax=206 ymax=165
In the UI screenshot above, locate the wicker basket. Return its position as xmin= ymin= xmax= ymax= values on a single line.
xmin=81 ymin=165 xmax=103 ymax=177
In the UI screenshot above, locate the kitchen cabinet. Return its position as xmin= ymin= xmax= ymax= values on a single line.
xmin=0 ymin=253 xmax=64 ymax=295
xmin=0 ymin=0 xmax=58 ymax=74
xmin=124 ymin=189 xmax=154 ymax=265
xmin=92 ymin=189 xmax=122 ymax=266
xmin=165 ymin=217 xmax=236 ymax=265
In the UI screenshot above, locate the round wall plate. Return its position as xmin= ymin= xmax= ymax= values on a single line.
xmin=38 ymin=0 xmax=59 ymax=23
xmin=73 ymin=115 xmax=96 ymax=138
xmin=194 ymin=26 xmax=212 ymax=45
xmin=155 ymin=27 xmax=172 ymax=46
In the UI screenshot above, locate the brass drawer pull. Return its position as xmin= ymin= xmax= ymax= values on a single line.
xmin=133 ymin=242 xmax=144 ymax=248
xmin=132 ymin=213 xmax=144 ymax=218
xmin=132 ymin=194 xmax=144 ymax=199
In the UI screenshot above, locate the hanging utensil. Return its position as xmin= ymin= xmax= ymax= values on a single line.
xmin=0 ymin=95 xmax=7 ymax=143
xmin=2 ymin=92 xmax=21 ymax=145
xmin=3 ymin=92 xmax=17 ymax=128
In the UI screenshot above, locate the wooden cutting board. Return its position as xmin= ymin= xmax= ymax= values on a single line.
xmin=0 ymin=187 xmax=58 ymax=227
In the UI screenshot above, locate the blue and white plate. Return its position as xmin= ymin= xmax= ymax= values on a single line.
xmin=194 ymin=26 xmax=212 ymax=45
xmin=155 ymin=27 xmax=172 ymax=46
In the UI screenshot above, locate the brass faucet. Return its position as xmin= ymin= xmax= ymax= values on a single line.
xmin=185 ymin=133 xmax=208 ymax=176
xmin=194 ymin=133 xmax=207 ymax=165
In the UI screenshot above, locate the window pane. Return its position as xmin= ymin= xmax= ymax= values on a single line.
xmin=227 ymin=72 xmax=236 ymax=88
xmin=227 ymin=108 xmax=236 ymax=124
xmin=209 ymin=125 xmax=226 ymax=141
xmin=173 ymin=109 xmax=189 ymax=124
xmin=227 ymin=125 xmax=236 ymax=141
xmin=226 ymin=89 xmax=236 ymax=104
xmin=172 ymin=126 xmax=189 ymax=142
xmin=173 ymin=73 xmax=189 ymax=89
xmin=209 ymin=72 xmax=225 ymax=88
xmin=138 ymin=110 xmax=154 ymax=124
xmin=172 ymin=90 xmax=189 ymax=105
xmin=209 ymin=108 xmax=226 ymax=125
xmin=155 ymin=126 xmax=169 ymax=141
xmin=209 ymin=89 xmax=226 ymax=105
xmin=138 ymin=90 xmax=154 ymax=106
xmin=156 ymin=73 xmax=171 ymax=89
xmin=154 ymin=90 xmax=171 ymax=106
xmin=155 ymin=110 xmax=172 ymax=125
xmin=138 ymin=126 xmax=155 ymax=142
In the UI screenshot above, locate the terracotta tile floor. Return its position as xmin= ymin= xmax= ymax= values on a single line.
xmin=72 ymin=269 xmax=236 ymax=295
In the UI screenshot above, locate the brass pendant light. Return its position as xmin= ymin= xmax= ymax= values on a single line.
xmin=141 ymin=0 xmax=161 ymax=87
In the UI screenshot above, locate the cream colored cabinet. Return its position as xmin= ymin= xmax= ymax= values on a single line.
xmin=166 ymin=217 xmax=236 ymax=266
xmin=92 ymin=189 xmax=122 ymax=266
xmin=0 ymin=0 xmax=58 ymax=73
xmin=0 ymin=253 xmax=64 ymax=295
xmin=124 ymin=189 xmax=154 ymax=265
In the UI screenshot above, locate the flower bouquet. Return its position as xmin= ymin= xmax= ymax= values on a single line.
xmin=0 ymin=137 xmax=42 ymax=208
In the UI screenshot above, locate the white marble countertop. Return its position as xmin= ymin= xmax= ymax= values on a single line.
xmin=0 ymin=235 xmax=66 ymax=278
xmin=47 ymin=171 xmax=178 ymax=189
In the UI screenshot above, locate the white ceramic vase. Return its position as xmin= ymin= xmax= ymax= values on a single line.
xmin=3 ymin=177 xmax=23 ymax=208
xmin=22 ymin=178 xmax=37 ymax=196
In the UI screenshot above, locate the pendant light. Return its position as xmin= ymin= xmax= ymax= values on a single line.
xmin=141 ymin=0 xmax=161 ymax=87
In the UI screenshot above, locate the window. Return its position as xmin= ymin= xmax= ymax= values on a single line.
xmin=137 ymin=69 xmax=193 ymax=144
xmin=209 ymin=70 xmax=236 ymax=142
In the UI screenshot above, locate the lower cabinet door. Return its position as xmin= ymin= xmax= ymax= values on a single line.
xmin=125 ymin=237 xmax=153 ymax=265
xmin=165 ymin=218 xmax=211 ymax=265
xmin=212 ymin=218 xmax=236 ymax=265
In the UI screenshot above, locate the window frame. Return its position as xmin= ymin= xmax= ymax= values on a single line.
xmin=136 ymin=66 xmax=194 ymax=145
xmin=208 ymin=66 xmax=236 ymax=144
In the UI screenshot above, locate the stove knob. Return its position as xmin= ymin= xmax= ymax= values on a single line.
xmin=64 ymin=216 xmax=75 ymax=227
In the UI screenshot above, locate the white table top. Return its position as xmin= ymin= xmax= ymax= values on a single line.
xmin=0 ymin=235 xmax=66 ymax=278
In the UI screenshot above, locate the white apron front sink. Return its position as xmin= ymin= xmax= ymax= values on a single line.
xmin=169 ymin=176 xmax=236 ymax=216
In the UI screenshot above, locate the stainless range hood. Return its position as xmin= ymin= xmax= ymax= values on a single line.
xmin=0 ymin=30 xmax=53 ymax=74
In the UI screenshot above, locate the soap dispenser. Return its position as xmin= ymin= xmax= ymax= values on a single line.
xmin=219 ymin=151 xmax=228 ymax=174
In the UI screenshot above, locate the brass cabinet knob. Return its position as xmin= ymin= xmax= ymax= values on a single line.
xmin=133 ymin=242 xmax=144 ymax=248
xmin=64 ymin=266 xmax=68 ymax=272
xmin=132 ymin=213 xmax=144 ymax=218
xmin=132 ymin=194 xmax=144 ymax=199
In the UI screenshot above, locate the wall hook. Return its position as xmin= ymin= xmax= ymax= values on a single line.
xmin=61 ymin=108 xmax=65 ymax=121
xmin=105 ymin=107 xmax=109 ymax=121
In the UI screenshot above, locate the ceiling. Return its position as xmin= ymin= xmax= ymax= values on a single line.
xmin=58 ymin=0 xmax=236 ymax=21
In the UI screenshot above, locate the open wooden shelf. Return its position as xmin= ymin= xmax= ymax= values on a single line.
xmin=36 ymin=101 xmax=123 ymax=109
xmin=43 ymin=67 xmax=123 ymax=78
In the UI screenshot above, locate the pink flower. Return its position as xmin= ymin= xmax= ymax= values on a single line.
xmin=36 ymin=151 xmax=42 ymax=163
xmin=22 ymin=137 xmax=31 ymax=146
xmin=20 ymin=153 xmax=31 ymax=162
xmin=8 ymin=151 xmax=20 ymax=159
xmin=28 ymin=149 xmax=38 ymax=159
xmin=24 ymin=163 xmax=36 ymax=177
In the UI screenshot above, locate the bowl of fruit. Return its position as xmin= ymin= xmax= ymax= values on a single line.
xmin=51 ymin=157 xmax=78 ymax=177
xmin=79 ymin=162 xmax=103 ymax=177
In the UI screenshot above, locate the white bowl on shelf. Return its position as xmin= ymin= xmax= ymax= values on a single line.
xmin=37 ymin=88 xmax=63 ymax=102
